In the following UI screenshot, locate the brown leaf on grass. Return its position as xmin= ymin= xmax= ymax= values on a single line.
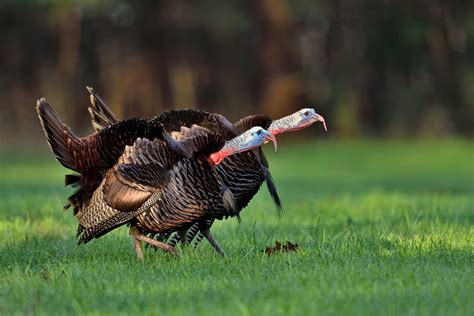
xmin=264 ymin=240 xmax=299 ymax=256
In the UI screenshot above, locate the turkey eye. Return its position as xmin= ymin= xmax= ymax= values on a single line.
xmin=304 ymin=111 xmax=310 ymax=116
xmin=257 ymin=130 xmax=262 ymax=135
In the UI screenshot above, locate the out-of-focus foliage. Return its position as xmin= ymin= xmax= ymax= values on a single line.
xmin=0 ymin=0 xmax=472 ymax=145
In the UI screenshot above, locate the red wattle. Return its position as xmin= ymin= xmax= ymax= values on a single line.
xmin=210 ymin=148 xmax=234 ymax=165
xmin=209 ymin=153 xmax=222 ymax=165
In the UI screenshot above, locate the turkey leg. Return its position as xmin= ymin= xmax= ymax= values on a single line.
xmin=130 ymin=227 xmax=179 ymax=259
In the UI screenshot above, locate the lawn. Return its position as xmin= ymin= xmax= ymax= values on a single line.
xmin=0 ymin=140 xmax=473 ymax=315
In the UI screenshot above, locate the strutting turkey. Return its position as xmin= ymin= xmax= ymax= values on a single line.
xmin=86 ymin=88 xmax=326 ymax=256
xmin=36 ymin=94 xmax=277 ymax=258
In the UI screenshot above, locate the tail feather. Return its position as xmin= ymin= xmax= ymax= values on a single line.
xmin=86 ymin=86 xmax=119 ymax=131
xmin=36 ymin=98 xmax=80 ymax=172
xmin=65 ymin=174 xmax=81 ymax=186
xmin=265 ymin=171 xmax=283 ymax=216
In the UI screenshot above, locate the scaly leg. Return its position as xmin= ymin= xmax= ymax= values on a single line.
xmin=196 ymin=219 xmax=224 ymax=257
xmin=133 ymin=237 xmax=143 ymax=260
xmin=130 ymin=227 xmax=179 ymax=259
xmin=202 ymin=228 xmax=225 ymax=257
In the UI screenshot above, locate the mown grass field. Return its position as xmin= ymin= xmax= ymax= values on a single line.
xmin=0 ymin=140 xmax=473 ymax=315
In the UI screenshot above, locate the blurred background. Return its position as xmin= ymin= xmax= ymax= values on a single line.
xmin=2 ymin=2 xmax=473 ymax=313
xmin=0 ymin=0 xmax=473 ymax=148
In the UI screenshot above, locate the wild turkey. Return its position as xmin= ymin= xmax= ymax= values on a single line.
xmin=37 ymin=96 xmax=277 ymax=258
xmin=163 ymin=108 xmax=326 ymax=252
xmin=86 ymin=88 xmax=325 ymax=255
xmin=85 ymin=90 xmax=280 ymax=254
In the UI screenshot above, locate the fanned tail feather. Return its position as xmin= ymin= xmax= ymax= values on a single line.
xmin=86 ymin=86 xmax=119 ymax=131
xmin=36 ymin=98 xmax=80 ymax=172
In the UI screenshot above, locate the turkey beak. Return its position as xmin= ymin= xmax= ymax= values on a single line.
xmin=263 ymin=130 xmax=278 ymax=152
xmin=314 ymin=113 xmax=327 ymax=132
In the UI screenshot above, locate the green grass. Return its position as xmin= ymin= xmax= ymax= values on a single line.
xmin=0 ymin=139 xmax=473 ymax=315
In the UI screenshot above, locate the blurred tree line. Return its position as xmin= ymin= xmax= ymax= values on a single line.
xmin=0 ymin=0 xmax=472 ymax=145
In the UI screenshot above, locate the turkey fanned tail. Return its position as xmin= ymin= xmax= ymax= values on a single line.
xmin=87 ymin=86 xmax=119 ymax=131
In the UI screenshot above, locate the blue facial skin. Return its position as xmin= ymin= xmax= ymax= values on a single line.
xmin=300 ymin=108 xmax=317 ymax=125
xmin=238 ymin=127 xmax=277 ymax=153
xmin=221 ymin=126 xmax=277 ymax=155
xmin=251 ymin=128 xmax=271 ymax=146
xmin=210 ymin=127 xmax=278 ymax=165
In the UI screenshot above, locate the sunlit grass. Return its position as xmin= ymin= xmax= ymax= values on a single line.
xmin=0 ymin=140 xmax=473 ymax=315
